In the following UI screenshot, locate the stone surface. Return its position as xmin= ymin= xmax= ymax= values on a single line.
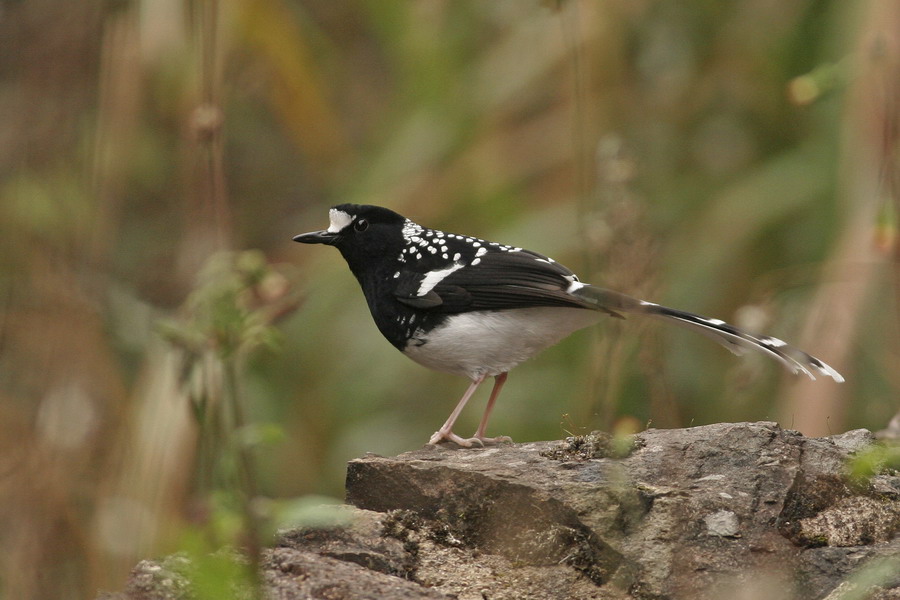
xmin=703 ymin=509 xmax=740 ymax=537
xmin=345 ymin=422 xmax=899 ymax=599
xmin=103 ymin=422 xmax=900 ymax=600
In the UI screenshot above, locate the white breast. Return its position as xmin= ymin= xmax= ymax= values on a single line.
xmin=402 ymin=307 xmax=601 ymax=380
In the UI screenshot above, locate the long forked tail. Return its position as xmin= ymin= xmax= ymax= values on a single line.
xmin=570 ymin=285 xmax=844 ymax=382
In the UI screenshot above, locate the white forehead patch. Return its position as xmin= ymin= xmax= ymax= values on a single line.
xmin=327 ymin=209 xmax=354 ymax=233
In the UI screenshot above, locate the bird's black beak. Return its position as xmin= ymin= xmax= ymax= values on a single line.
xmin=292 ymin=230 xmax=338 ymax=245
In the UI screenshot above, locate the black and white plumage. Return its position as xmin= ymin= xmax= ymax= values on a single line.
xmin=294 ymin=204 xmax=844 ymax=447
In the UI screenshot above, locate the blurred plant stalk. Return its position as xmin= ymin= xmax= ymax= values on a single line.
xmin=157 ymin=250 xmax=300 ymax=586
xmin=94 ymin=0 xmax=303 ymax=593
xmin=780 ymin=0 xmax=900 ymax=435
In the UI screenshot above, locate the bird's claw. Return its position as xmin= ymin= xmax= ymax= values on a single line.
xmin=428 ymin=430 xmax=513 ymax=448
xmin=476 ymin=435 xmax=513 ymax=445
xmin=428 ymin=430 xmax=482 ymax=447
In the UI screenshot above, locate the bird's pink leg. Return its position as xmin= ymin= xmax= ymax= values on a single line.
xmin=428 ymin=374 xmax=487 ymax=447
xmin=472 ymin=372 xmax=512 ymax=445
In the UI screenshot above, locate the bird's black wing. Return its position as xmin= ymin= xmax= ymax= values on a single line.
xmin=393 ymin=249 xmax=622 ymax=316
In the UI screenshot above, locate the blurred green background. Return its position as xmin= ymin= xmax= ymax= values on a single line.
xmin=0 ymin=0 xmax=897 ymax=597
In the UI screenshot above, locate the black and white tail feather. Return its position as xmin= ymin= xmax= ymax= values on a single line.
xmin=570 ymin=286 xmax=844 ymax=382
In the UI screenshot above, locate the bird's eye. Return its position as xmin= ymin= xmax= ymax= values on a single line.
xmin=354 ymin=219 xmax=369 ymax=232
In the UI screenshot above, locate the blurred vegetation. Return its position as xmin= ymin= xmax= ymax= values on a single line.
xmin=849 ymin=442 xmax=900 ymax=484
xmin=0 ymin=0 xmax=897 ymax=598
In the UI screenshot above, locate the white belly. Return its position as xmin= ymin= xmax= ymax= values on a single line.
xmin=402 ymin=307 xmax=601 ymax=380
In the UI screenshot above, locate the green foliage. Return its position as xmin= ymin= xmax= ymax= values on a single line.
xmin=157 ymin=250 xmax=303 ymax=591
xmin=849 ymin=443 xmax=900 ymax=483
xmin=826 ymin=555 xmax=900 ymax=600
xmin=157 ymin=250 xmax=285 ymax=362
xmin=262 ymin=496 xmax=353 ymax=533
xmin=174 ymin=530 xmax=256 ymax=600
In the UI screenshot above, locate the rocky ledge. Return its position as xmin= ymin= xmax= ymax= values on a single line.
xmin=106 ymin=422 xmax=900 ymax=600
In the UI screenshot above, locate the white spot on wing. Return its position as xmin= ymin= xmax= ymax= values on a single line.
xmin=417 ymin=263 xmax=464 ymax=296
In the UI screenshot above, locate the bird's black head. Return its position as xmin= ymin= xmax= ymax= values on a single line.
xmin=293 ymin=204 xmax=408 ymax=275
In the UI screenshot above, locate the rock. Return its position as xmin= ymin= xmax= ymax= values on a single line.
xmin=277 ymin=508 xmax=416 ymax=579
xmin=797 ymin=541 xmax=900 ymax=600
xmin=104 ymin=422 xmax=900 ymax=600
xmin=797 ymin=496 xmax=899 ymax=547
xmin=102 ymin=510 xmax=448 ymax=600
xmin=98 ymin=556 xmax=194 ymax=600
xmin=263 ymin=545 xmax=447 ymax=600
xmin=345 ymin=422 xmax=900 ymax=599
xmin=829 ymin=429 xmax=876 ymax=453
xmin=703 ymin=510 xmax=740 ymax=537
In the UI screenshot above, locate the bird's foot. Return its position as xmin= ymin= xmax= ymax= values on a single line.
xmin=428 ymin=429 xmax=483 ymax=447
xmin=473 ymin=434 xmax=513 ymax=445
xmin=428 ymin=430 xmax=513 ymax=448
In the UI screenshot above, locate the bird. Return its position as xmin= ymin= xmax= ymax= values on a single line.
xmin=293 ymin=204 xmax=844 ymax=447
